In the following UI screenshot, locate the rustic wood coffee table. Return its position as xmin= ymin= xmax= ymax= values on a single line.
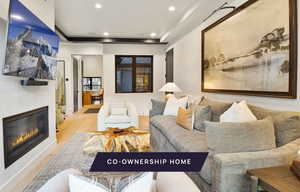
xmin=84 ymin=127 xmax=150 ymax=153
xmin=247 ymin=165 xmax=300 ymax=192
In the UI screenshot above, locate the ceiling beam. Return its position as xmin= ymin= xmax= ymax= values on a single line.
xmin=55 ymin=25 xmax=167 ymax=45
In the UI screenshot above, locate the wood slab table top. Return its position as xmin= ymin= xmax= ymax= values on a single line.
xmin=247 ymin=165 xmax=300 ymax=192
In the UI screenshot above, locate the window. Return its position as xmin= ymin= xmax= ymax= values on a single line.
xmin=83 ymin=77 xmax=102 ymax=91
xmin=115 ymin=55 xmax=153 ymax=93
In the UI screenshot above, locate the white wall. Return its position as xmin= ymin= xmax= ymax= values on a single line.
xmin=168 ymin=0 xmax=300 ymax=112
xmin=57 ymin=43 xmax=103 ymax=114
xmin=0 ymin=0 xmax=56 ymax=191
xmin=103 ymin=44 xmax=166 ymax=115
xmin=83 ymin=55 xmax=103 ymax=77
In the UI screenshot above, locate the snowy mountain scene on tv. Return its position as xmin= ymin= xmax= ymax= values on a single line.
xmin=3 ymin=0 xmax=60 ymax=80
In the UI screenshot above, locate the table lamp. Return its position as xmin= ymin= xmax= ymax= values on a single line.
xmin=159 ymin=82 xmax=182 ymax=100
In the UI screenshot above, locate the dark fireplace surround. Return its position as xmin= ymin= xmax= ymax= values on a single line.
xmin=3 ymin=106 xmax=49 ymax=168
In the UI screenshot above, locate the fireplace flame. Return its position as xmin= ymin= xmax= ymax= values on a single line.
xmin=11 ymin=128 xmax=39 ymax=147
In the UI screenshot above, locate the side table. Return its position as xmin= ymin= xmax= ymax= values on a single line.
xmin=247 ymin=165 xmax=300 ymax=192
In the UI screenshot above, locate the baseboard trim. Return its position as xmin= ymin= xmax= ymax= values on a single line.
xmin=0 ymin=139 xmax=56 ymax=192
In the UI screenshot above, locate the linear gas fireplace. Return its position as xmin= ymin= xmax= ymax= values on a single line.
xmin=3 ymin=106 xmax=49 ymax=168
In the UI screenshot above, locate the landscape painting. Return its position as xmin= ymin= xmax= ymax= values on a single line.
xmin=3 ymin=0 xmax=60 ymax=80
xmin=202 ymin=0 xmax=297 ymax=98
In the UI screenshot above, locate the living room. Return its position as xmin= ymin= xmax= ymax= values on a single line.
xmin=1 ymin=0 xmax=300 ymax=192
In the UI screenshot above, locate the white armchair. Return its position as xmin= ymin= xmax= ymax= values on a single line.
xmin=97 ymin=101 xmax=138 ymax=131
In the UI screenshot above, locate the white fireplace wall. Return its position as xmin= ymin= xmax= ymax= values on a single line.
xmin=0 ymin=0 xmax=56 ymax=191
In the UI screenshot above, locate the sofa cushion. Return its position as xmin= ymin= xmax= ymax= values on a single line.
xmin=248 ymin=105 xmax=300 ymax=146
xmin=193 ymin=105 xmax=212 ymax=132
xmin=205 ymin=117 xmax=276 ymax=154
xmin=199 ymin=98 xmax=232 ymax=121
xmin=105 ymin=115 xmax=131 ymax=124
xmin=151 ymin=115 xmax=208 ymax=152
xmin=111 ymin=107 xmax=127 ymax=116
xmin=151 ymin=115 xmax=211 ymax=184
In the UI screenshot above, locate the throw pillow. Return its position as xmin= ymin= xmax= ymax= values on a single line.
xmin=199 ymin=98 xmax=232 ymax=121
xmin=151 ymin=99 xmax=166 ymax=116
xmin=111 ymin=108 xmax=127 ymax=116
xmin=118 ymin=172 xmax=153 ymax=192
xmin=193 ymin=105 xmax=212 ymax=132
xmin=163 ymin=96 xmax=188 ymax=116
xmin=184 ymin=95 xmax=203 ymax=109
xmin=220 ymin=100 xmax=257 ymax=122
xmin=69 ymin=174 xmax=108 ymax=192
xmin=205 ymin=117 xmax=276 ymax=154
xmin=176 ymin=107 xmax=194 ymax=130
xmin=272 ymin=114 xmax=300 ymax=147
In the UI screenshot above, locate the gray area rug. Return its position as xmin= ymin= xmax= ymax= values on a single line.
xmin=23 ymin=132 xmax=96 ymax=192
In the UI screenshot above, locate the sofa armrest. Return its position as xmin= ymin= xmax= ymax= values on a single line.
xmin=37 ymin=169 xmax=81 ymax=192
xmin=97 ymin=105 xmax=110 ymax=131
xmin=212 ymin=138 xmax=300 ymax=192
xmin=127 ymin=102 xmax=139 ymax=127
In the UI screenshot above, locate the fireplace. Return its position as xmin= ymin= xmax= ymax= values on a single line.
xmin=3 ymin=106 xmax=49 ymax=168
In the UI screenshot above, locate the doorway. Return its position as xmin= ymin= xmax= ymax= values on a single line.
xmin=166 ymin=48 xmax=174 ymax=82
xmin=73 ymin=57 xmax=80 ymax=112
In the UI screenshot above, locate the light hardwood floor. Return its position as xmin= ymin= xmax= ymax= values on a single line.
xmin=13 ymin=105 xmax=149 ymax=192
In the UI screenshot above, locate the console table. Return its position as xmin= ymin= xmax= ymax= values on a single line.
xmin=247 ymin=165 xmax=300 ymax=192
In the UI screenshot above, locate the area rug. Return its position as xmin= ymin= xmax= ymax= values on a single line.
xmin=84 ymin=108 xmax=100 ymax=113
xmin=23 ymin=132 xmax=96 ymax=192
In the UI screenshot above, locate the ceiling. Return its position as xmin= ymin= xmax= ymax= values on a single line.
xmin=55 ymin=0 xmax=234 ymax=42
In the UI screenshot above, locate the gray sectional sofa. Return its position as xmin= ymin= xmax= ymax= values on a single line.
xmin=150 ymin=98 xmax=300 ymax=192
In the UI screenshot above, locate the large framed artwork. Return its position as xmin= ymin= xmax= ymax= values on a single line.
xmin=202 ymin=0 xmax=297 ymax=98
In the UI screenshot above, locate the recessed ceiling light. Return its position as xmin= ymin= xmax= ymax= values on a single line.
xmin=95 ymin=3 xmax=102 ymax=9
xmin=103 ymin=32 xmax=109 ymax=36
xmin=168 ymin=6 xmax=176 ymax=12
xmin=150 ymin=33 xmax=157 ymax=37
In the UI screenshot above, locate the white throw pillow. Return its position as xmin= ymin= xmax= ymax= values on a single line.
xmin=69 ymin=174 xmax=108 ymax=192
xmin=111 ymin=107 xmax=127 ymax=116
xmin=220 ymin=100 xmax=257 ymax=122
xmin=121 ymin=172 xmax=153 ymax=192
xmin=163 ymin=96 xmax=188 ymax=116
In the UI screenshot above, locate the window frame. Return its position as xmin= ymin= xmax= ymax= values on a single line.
xmin=82 ymin=77 xmax=102 ymax=91
xmin=115 ymin=55 xmax=154 ymax=93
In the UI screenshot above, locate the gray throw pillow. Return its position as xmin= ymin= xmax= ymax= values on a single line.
xmin=272 ymin=114 xmax=300 ymax=147
xmin=150 ymin=99 xmax=166 ymax=116
xmin=205 ymin=117 xmax=276 ymax=154
xmin=193 ymin=105 xmax=212 ymax=132
xmin=199 ymin=98 xmax=232 ymax=121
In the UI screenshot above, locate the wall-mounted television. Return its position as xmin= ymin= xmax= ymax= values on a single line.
xmin=3 ymin=0 xmax=60 ymax=80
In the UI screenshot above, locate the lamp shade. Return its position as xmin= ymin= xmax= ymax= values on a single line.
xmin=159 ymin=83 xmax=182 ymax=93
